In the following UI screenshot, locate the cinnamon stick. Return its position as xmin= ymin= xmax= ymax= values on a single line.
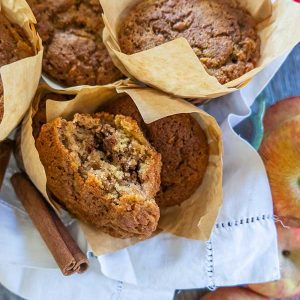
xmin=11 ymin=173 xmax=89 ymax=276
xmin=0 ymin=139 xmax=13 ymax=189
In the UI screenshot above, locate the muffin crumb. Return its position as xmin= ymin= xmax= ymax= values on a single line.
xmin=104 ymin=95 xmax=209 ymax=207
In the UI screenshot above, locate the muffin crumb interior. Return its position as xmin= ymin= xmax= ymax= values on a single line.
xmin=59 ymin=113 xmax=152 ymax=201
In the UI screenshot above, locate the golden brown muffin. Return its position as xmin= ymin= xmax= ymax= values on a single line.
xmin=36 ymin=112 xmax=161 ymax=239
xmin=118 ymin=0 xmax=260 ymax=84
xmin=0 ymin=13 xmax=34 ymax=122
xmin=104 ymin=95 xmax=209 ymax=207
xmin=28 ymin=0 xmax=123 ymax=86
xmin=148 ymin=114 xmax=209 ymax=207
xmin=102 ymin=95 xmax=145 ymax=130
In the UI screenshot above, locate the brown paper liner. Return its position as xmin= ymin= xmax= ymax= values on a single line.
xmin=0 ymin=139 xmax=13 ymax=188
xmin=100 ymin=0 xmax=300 ymax=101
xmin=0 ymin=0 xmax=43 ymax=141
xmin=21 ymin=81 xmax=222 ymax=255
xmin=11 ymin=173 xmax=89 ymax=276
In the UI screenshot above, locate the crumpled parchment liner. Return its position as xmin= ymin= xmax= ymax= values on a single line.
xmin=100 ymin=0 xmax=300 ymax=101
xmin=0 ymin=0 xmax=43 ymax=141
xmin=21 ymin=81 xmax=222 ymax=255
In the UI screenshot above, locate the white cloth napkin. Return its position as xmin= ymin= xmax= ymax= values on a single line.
xmin=0 ymin=52 xmax=290 ymax=299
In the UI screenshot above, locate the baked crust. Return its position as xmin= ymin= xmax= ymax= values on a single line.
xmin=28 ymin=0 xmax=123 ymax=86
xmin=118 ymin=0 xmax=260 ymax=84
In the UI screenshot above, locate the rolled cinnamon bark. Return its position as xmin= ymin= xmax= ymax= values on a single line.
xmin=0 ymin=139 xmax=13 ymax=188
xmin=11 ymin=173 xmax=89 ymax=276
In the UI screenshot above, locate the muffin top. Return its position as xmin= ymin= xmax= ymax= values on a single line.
xmin=28 ymin=0 xmax=123 ymax=86
xmin=118 ymin=0 xmax=260 ymax=84
xmin=0 ymin=13 xmax=34 ymax=121
xmin=148 ymin=113 xmax=209 ymax=208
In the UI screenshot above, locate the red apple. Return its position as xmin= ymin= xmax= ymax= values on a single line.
xmin=249 ymin=225 xmax=300 ymax=298
xmin=200 ymin=287 xmax=268 ymax=299
xmin=263 ymin=97 xmax=300 ymax=135
xmin=259 ymin=116 xmax=300 ymax=225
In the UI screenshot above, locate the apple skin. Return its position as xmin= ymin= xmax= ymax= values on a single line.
xmin=259 ymin=115 xmax=300 ymax=225
xmin=200 ymin=287 xmax=268 ymax=299
xmin=249 ymin=225 xmax=300 ymax=298
xmin=263 ymin=97 xmax=300 ymax=135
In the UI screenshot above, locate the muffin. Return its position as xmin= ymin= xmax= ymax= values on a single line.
xmin=0 ymin=13 xmax=34 ymax=122
xmin=28 ymin=0 xmax=123 ymax=86
xmin=36 ymin=112 xmax=161 ymax=239
xmin=104 ymin=95 xmax=209 ymax=207
xmin=118 ymin=0 xmax=261 ymax=84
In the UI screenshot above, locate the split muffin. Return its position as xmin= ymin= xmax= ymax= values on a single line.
xmin=0 ymin=13 xmax=34 ymax=122
xmin=118 ymin=0 xmax=261 ymax=84
xmin=104 ymin=95 xmax=209 ymax=208
xmin=28 ymin=0 xmax=123 ymax=86
xmin=36 ymin=112 xmax=161 ymax=239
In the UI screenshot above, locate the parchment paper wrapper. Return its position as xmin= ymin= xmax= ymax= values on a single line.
xmin=101 ymin=0 xmax=300 ymax=101
xmin=21 ymin=81 xmax=222 ymax=255
xmin=0 ymin=0 xmax=43 ymax=141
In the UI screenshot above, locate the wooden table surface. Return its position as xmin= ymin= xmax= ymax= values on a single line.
xmin=1 ymin=44 xmax=299 ymax=300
